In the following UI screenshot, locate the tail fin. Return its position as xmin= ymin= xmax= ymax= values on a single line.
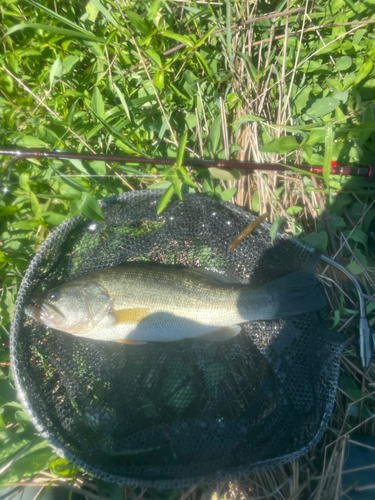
xmin=260 ymin=268 xmax=326 ymax=318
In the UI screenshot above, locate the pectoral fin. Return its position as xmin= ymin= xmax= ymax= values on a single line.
xmin=198 ymin=325 xmax=241 ymax=341
xmin=113 ymin=308 xmax=151 ymax=324
xmin=114 ymin=339 xmax=147 ymax=345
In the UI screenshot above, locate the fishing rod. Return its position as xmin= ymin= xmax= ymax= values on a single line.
xmin=0 ymin=147 xmax=374 ymax=179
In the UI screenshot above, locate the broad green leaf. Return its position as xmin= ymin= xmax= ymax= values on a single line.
xmin=355 ymin=60 xmax=373 ymax=85
xmin=153 ymin=71 xmax=164 ymax=91
xmin=326 ymin=78 xmax=343 ymax=91
xmin=301 ymin=60 xmax=327 ymax=72
xmin=366 ymin=302 xmax=375 ymax=314
xmin=91 ymin=87 xmax=105 ymax=121
xmin=50 ymin=165 xmax=85 ymax=193
xmin=42 ymin=212 xmax=67 ymax=226
xmin=0 ymin=206 xmax=18 ymax=217
xmin=323 ymin=123 xmax=333 ymax=187
xmin=178 ymin=167 xmax=198 ymax=189
xmin=270 ymin=216 xmax=286 ymax=243
xmin=234 ymin=114 xmax=265 ymax=134
xmin=30 ymin=192 xmax=41 ymax=218
xmin=113 ymin=84 xmax=131 ymax=121
xmin=252 ymin=190 xmax=260 ymax=212
xmin=116 ymin=139 xmax=143 ymax=156
xmin=305 ymin=97 xmax=341 ymax=118
xmin=0 ymin=431 xmax=31 ymax=463
xmin=67 ymin=99 xmax=79 ymax=128
xmin=15 ymin=410 xmax=30 ymax=425
xmin=332 ymin=309 xmax=341 ymax=328
xmin=88 ymin=106 xmax=145 ymax=157
xmin=345 ymin=228 xmax=368 ymax=247
xmin=334 ymin=56 xmax=352 ymax=72
xmin=209 ymin=115 xmax=222 ymax=155
xmin=171 ymin=172 xmax=182 ymax=201
xmin=176 ymin=131 xmax=188 ymax=167
xmin=62 ymin=55 xmax=79 ymax=74
xmin=91 ymin=161 xmax=106 ymax=175
xmin=236 ymin=52 xmax=257 ymax=81
xmin=157 ymin=184 xmax=174 ymax=214
xmin=84 ymin=41 xmax=104 ymax=57
xmin=362 ymin=208 xmax=375 ymax=233
xmin=11 ymin=220 xmax=41 ymax=230
xmin=353 ymin=29 xmax=367 ymax=45
xmin=85 ymin=1 xmax=99 ymax=22
xmin=147 ymin=0 xmax=160 ymax=20
xmin=346 ymin=249 xmax=367 ymax=275
xmin=286 ymin=206 xmax=303 ymax=215
xmin=328 ymin=215 xmax=346 ymax=233
xmin=49 ymin=57 xmax=63 ymax=87
xmin=220 ymin=187 xmax=237 ymax=201
xmin=68 ymin=159 xmax=91 ymax=177
xmin=125 ymin=10 xmax=151 ymax=35
xmin=343 ymin=72 xmax=356 ymax=90
xmin=145 ymin=49 xmax=162 ymax=68
xmin=19 ymin=172 xmax=30 ymax=192
xmin=261 ymin=136 xmax=300 ymax=155
xmin=160 ymin=31 xmax=194 ymax=48
xmin=16 ymin=136 xmax=48 ymax=148
xmin=195 ymin=27 xmax=216 ymax=48
xmin=76 ymin=193 xmax=105 ymax=222
xmin=195 ymin=51 xmax=213 ymax=81
xmin=209 ymin=168 xmax=240 ymax=181
xmin=50 ymin=458 xmax=75 ymax=477
xmin=330 ymin=193 xmax=352 ymax=213
xmin=0 ymin=438 xmax=56 ymax=488
xmin=339 ymin=376 xmax=361 ymax=396
xmin=303 ymin=129 xmax=326 ymax=147
xmin=333 ymin=90 xmax=348 ymax=103
xmin=300 ymin=231 xmax=328 ymax=253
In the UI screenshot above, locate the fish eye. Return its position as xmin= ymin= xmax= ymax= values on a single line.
xmin=48 ymin=289 xmax=60 ymax=302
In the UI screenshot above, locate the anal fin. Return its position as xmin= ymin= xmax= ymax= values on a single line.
xmin=198 ymin=325 xmax=241 ymax=342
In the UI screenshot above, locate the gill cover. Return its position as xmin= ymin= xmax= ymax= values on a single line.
xmin=33 ymin=281 xmax=112 ymax=335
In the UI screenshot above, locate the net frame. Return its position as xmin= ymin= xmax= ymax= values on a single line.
xmin=10 ymin=191 xmax=344 ymax=488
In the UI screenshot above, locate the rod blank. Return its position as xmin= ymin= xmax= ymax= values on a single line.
xmin=0 ymin=147 xmax=371 ymax=178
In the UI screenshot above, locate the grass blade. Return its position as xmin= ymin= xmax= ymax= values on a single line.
xmin=157 ymin=184 xmax=174 ymax=214
xmin=24 ymin=0 xmax=100 ymax=36
xmin=5 ymin=23 xmax=106 ymax=43
xmin=323 ymin=123 xmax=333 ymax=187
xmin=89 ymin=0 xmax=119 ymax=27
xmin=176 ymin=131 xmax=188 ymax=167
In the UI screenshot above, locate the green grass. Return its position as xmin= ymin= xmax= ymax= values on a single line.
xmin=1 ymin=0 xmax=375 ymax=498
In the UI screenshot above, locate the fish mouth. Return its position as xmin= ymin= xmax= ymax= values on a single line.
xmin=24 ymin=298 xmax=65 ymax=326
xmin=24 ymin=304 xmax=43 ymax=322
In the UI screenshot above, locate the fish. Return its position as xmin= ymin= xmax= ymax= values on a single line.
xmin=24 ymin=263 xmax=326 ymax=343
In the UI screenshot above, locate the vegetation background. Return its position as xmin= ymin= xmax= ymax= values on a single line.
xmin=1 ymin=0 xmax=375 ymax=498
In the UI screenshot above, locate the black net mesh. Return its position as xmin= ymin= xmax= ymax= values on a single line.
xmin=10 ymin=191 xmax=344 ymax=488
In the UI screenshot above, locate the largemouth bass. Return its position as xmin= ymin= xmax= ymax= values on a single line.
xmin=24 ymin=263 xmax=326 ymax=343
